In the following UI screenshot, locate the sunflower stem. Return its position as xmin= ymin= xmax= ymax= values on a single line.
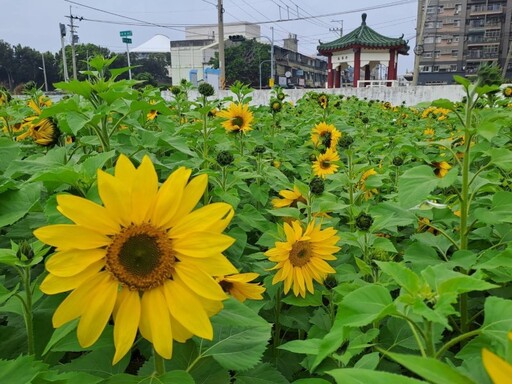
xmin=15 ymin=266 xmax=35 ymax=356
xmin=153 ymin=349 xmax=166 ymax=376
xmin=346 ymin=149 xmax=355 ymax=232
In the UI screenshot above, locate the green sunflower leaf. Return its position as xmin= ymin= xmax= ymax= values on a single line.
xmin=235 ymin=363 xmax=289 ymax=384
xmin=398 ymin=166 xmax=439 ymax=209
xmin=202 ymin=298 xmax=272 ymax=372
xmin=327 ymin=368 xmax=426 ymax=384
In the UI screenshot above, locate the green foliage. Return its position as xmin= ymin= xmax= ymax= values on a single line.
xmin=1 ymin=65 xmax=512 ymax=383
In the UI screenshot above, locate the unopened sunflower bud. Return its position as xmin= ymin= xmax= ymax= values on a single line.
xmin=338 ymin=135 xmax=354 ymax=149
xmin=216 ymin=150 xmax=234 ymax=166
xmin=361 ymin=116 xmax=369 ymax=124
xmin=252 ymin=145 xmax=266 ymax=155
xmin=356 ymin=212 xmax=373 ymax=231
xmin=309 ymin=176 xmax=325 ymax=195
xmin=17 ymin=240 xmax=34 ymax=261
xmin=392 ymin=156 xmax=404 ymax=166
xmin=198 ymin=82 xmax=215 ymax=97
xmin=170 ymin=86 xmax=181 ymax=96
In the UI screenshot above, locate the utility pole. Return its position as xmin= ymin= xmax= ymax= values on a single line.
xmin=270 ymin=27 xmax=275 ymax=87
xmin=41 ymin=53 xmax=48 ymax=92
xmin=412 ymin=0 xmax=431 ymax=86
xmin=330 ymin=20 xmax=343 ymax=37
xmin=68 ymin=6 xmax=78 ymax=80
xmin=218 ymin=0 xmax=225 ymax=89
xmin=59 ymin=23 xmax=69 ymax=82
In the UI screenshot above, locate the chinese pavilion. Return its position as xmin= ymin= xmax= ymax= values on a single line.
xmin=317 ymin=13 xmax=409 ymax=88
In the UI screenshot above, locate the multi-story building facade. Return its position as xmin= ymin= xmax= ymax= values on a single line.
xmin=416 ymin=0 xmax=512 ymax=84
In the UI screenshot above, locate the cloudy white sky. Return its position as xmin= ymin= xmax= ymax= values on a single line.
xmin=1 ymin=0 xmax=418 ymax=74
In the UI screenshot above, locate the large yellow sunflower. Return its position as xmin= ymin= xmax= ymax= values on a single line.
xmin=34 ymin=154 xmax=238 ymax=364
xmin=312 ymin=148 xmax=340 ymax=178
xmin=217 ymin=103 xmax=254 ymax=134
xmin=272 ymin=186 xmax=307 ymax=208
xmin=265 ymin=220 xmax=339 ymax=297
xmin=311 ymin=122 xmax=342 ymax=152
xmin=216 ymin=273 xmax=265 ymax=302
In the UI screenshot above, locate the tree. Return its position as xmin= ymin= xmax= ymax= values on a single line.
xmin=209 ymin=39 xmax=271 ymax=87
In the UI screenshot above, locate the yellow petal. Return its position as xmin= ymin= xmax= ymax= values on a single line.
xmin=52 ymin=271 xmax=109 ymax=328
xmin=171 ymin=203 xmax=234 ymax=237
xmin=77 ymin=274 xmax=118 ymax=348
xmin=163 ymin=280 xmax=213 ymax=340
xmin=141 ymin=288 xmax=173 ymax=359
xmin=41 ymin=259 xmax=105 ymax=294
xmin=56 ymin=194 xmax=120 ymax=235
xmin=130 ymin=155 xmax=158 ymax=224
xmin=114 ymin=154 xmax=136 ymax=180
xmin=46 ymin=249 xmax=106 ymax=277
xmin=183 ymin=253 xmax=238 ymax=276
xmin=166 ymin=174 xmax=207 ymax=228
xmin=169 ymin=314 xmax=193 ymax=342
xmin=97 ymin=171 xmax=131 ymax=227
xmin=174 ymin=262 xmax=226 ymax=300
xmin=150 ymin=167 xmax=191 ymax=228
xmin=482 ymin=348 xmax=512 ymax=384
xmin=173 ymin=232 xmax=234 ymax=258
xmin=34 ymin=224 xmax=111 ymax=250
xmin=112 ymin=288 xmax=140 ymax=364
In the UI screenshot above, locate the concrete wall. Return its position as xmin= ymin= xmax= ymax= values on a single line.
xmin=165 ymin=85 xmax=466 ymax=106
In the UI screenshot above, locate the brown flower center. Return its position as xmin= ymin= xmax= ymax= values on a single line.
xmin=320 ymin=160 xmax=331 ymax=169
xmin=106 ymin=223 xmax=176 ymax=291
xmin=219 ymin=279 xmax=234 ymax=293
xmin=289 ymin=240 xmax=312 ymax=267
xmin=232 ymin=116 xmax=244 ymax=128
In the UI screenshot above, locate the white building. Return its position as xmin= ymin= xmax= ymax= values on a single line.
xmin=170 ymin=22 xmax=261 ymax=86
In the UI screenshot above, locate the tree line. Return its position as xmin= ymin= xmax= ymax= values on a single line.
xmin=0 ymin=40 xmax=171 ymax=92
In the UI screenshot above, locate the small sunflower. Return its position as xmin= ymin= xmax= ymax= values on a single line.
xmin=312 ymin=148 xmax=340 ymax=178
xmin=34 ymin=154 xmax=238 ymax=364
xmin=16 ymin=118 xmax=60 ymax=146
xmin=423 ymin=127 xmax=435 ymax=136
xmin=311 ymin=122 xmax=342 ymax=151
xmin=503 ymin=87 xmax=512 ymax=98
xmin=432 ymin=161 xmax=451 ymax=178
xmin=217 ymin=103 xmax=254 ymax=134
xmin=216 ymin=273 xmax=265 ymax=302
xmin=317 ymin=93 xmax=329 ymax=109
xmin=265 ymin=220 xmax=340 ymax=297
xmin=272 ymin=186 xmax=307 ymax=208
xmin=358 ymin=168 xmax=378 ymax=200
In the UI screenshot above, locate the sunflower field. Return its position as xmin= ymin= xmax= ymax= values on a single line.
xmin=1 ymin=55 xmax=512 ymax=383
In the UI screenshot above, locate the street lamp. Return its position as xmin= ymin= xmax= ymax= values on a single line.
xmin=259 ymin=60 xmax=271 ymax=89
xmin=258 ymin=27 xmax=275 ymax=87
xmin=39 ymin=53 xmax=49 ymax=92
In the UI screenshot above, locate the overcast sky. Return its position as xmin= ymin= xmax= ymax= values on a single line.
xmin=0 ymin=0 xmax=418 ymax=74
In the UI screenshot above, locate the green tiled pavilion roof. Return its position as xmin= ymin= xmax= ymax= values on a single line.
xmin=318 ymin=13 xmax=409 ymax=55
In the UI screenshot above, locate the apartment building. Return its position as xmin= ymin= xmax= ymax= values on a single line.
xmin=416 ymin=0 xmax=512 ymax=84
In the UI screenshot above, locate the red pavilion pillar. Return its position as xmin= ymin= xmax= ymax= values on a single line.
xmin=353 ymin=47 xmax=361 ymax=87
xmin=334 ymin=66 xmax=341 ymax=88
xmin=387 ymin=48 xmax=396 ymax=86
xmin=327 ymin=54 xmax=333 ymax=88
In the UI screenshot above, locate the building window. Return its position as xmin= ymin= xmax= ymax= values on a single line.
xmin=450 ymin=64 xmax=458 ymax=71
xmin=454 ymin=4 xmax=461 ymax=15
xmin=454 ymin=19 xmax=460 ymax=27
xmin=424 ymin=36 xmax=434 ymax=44
xmin=433 ymin=65 xmax=440 ymax=72
xmin=423 ymin=52 xmax=433 ymax=58
xmin=451 ymin=50 xmax=458 ymax=56
xmin=422 ymin=66 xmax=431 ymax=72
xmin=453 ymin=35 xmax=459 ymax=42
xmin=434 ymin=50 xmax=440 ymax=58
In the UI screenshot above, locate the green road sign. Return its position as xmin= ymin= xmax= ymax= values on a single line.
xmin=120 ymin=30 xmax=132 ymax=37
xmin=122 ymin=38 xmax=132 ymax=44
